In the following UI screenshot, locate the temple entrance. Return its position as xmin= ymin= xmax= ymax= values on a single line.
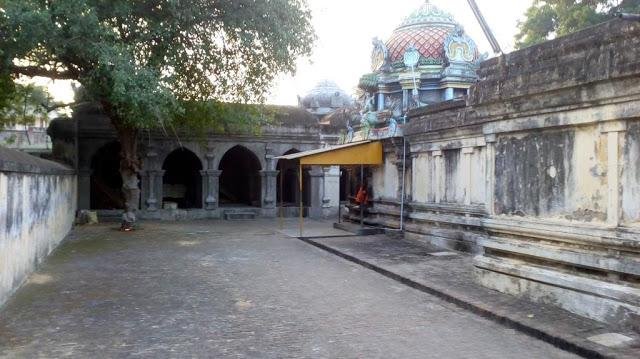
xmin=162 ymin=148 xmax=203 ymax=209
xmin=276 ymin=149 xmax=310 ymax=207
xmin=219 ymin=145 xmax=261 ymax=206
xmin=90 ymin=141 xmax=124 ymax=210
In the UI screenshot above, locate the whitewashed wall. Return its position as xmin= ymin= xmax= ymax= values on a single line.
xmin=0 ymin=149 xmax=76 ymax=307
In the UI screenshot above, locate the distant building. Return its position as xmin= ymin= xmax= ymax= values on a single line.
xmin=298 ymin=80 xmax=354 ymax=124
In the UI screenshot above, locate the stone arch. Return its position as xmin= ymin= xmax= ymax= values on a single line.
xmin=162 ymin=148 xmax=203 ymax=209
xmin=156 ymin=143 xmax=204 ymax=171
xmin=90 ymin=141 xmax=124 ymax=210
xmin=218 ymin=145 xmax=262 ymax=206
xmin=213 ymin=142 xmax=266 ymax=171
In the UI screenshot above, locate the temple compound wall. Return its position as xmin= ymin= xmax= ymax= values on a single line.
xmin=0 ymin=147 xmax=76 ymax=307
xmin=359 ymin=20 xmax=640 ymax=328
xmin=49 ymin=105 xmax=341 ymax=221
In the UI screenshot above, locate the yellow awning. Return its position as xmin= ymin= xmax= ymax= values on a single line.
xmin=276 ymin=141 xmax=383 ymax=165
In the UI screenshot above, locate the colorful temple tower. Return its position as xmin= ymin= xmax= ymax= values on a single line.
xmin=350 ymin=1 xmax=483 ymax=142
xmin=363 ymin=0 xmax=482 ymax=110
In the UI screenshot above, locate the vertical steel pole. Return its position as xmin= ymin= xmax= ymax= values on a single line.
xmin=279 ymin=166 xmax=283 ymax=230
xmin=360 ymin=164 xmax=364 ymax=228
xmin=400 ymin=136 xmax=406 ymax=231
xmin=338 ymin=168 xmax=341 ymax=224
xmin=299 ymin=164 xmax=304 ymax=238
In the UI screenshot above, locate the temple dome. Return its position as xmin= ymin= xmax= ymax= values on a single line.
xmin=299 ymin=80 xmax=353 ymax=118
xmin=384 ymin=1 xmax=478 ymax=66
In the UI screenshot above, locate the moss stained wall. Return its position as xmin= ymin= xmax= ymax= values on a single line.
xmin=0 ymin=150 xmax=76 ymax=307
xmin=494 ymin=130 xmax=574 ymax=217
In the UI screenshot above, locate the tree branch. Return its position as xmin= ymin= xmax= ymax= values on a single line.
xmin=11 ymin=65 xmax=78 ymax=80
xmin=41 ymin=101 xmax=88 ymax=112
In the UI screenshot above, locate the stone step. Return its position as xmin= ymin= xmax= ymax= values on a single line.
xmin=223 ymin=210 xmax=258 ymax=221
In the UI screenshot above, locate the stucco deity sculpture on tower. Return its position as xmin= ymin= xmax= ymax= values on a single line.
xmin=359 ymin=0 xmax=481 ymax=115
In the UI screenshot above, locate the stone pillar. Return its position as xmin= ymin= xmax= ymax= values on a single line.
xmin=156 ymin=170 xmax=165 ymax=209
xmin=410 ymin=153 xmax=419 ymax=203
xmin=200 ymin=170 xmax=222 ymax=210
xmin=444 ymin=87 xmax=455 ymax=101
xmin=141 ymin=146 xmax=159 ymax=211
xmin=322 ymin=166 xmax=340 ymax=218
xmin=462 ymin=147 xmax=475 ymax=206
xmin=602 ymin=121 xmax=627 ymax=226
xmin=144 ymin=170 xmax=162 ymax=211
xmin=260 ymin=170 xmax=278 ymax=209
xmin=484 ymin=134 xmax=497 ymax=215
xmin=400 ymin=78 xmax=420 ymax=111
xmin=307 ymin=166 xmax=325 ymax=219
xmin=77 ymin=168 xmax=91 ymax=210
xmin=432 ymin=150 xmax=443 ymax=204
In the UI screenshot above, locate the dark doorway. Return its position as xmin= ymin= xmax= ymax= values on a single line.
xmin=219 ymin=146 xmax=261 ymax=206
xmin=340 ymin=166 xmax=350 ymax=201
xmin=90 ymin=141 xmax=124 ymax=209
xmin=276 ymin=149 xmax=310 ymax=207
xmin=162 ymin=148 xmax=203 ymax=209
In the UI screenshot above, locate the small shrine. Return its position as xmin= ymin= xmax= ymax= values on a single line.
xmin=347 ymin=0 xmax=483 ymax=143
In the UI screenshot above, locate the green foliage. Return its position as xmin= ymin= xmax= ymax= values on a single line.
xmin=176 ymin=101 xmax=272 ymax=137
xmin=515 ymin=0 xmax=640 ymax=49
xmin=0 ymin=82 xmax=50 ymax=129
xmin=0 ymin=0 xmax=315 ymax=130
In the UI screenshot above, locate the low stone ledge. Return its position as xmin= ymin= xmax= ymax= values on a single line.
xmin=479 ymin=236 xmax=640 ymax=276
xmin=0 ymin=147 xmax=74 ymax=175
xmin=409 ymin=201 xmax=487 ymax=217
xmin=475 ymin=255 xmax=640 ymax=328
xmin=483 ymin=217 xmax=640 ymax=251
xmin=475 ymin=256 xmax=640 ymax=307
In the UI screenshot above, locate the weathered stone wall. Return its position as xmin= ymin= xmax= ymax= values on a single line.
xmin=0 ymin=147 xmax=76 ymax=307
xmin=623 ymin=122 xmax=640 ymax=223
xmin=48 ymin=103 xmax=341 ymax=221
xmin=364 ymin=19 xmax=640 ymax=328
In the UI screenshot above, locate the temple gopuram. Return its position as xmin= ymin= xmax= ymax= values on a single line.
xmin=346 ymin=1 xmax=482 ymax=143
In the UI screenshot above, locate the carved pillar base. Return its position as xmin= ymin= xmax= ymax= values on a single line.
xmin=260 ymin=170 xmax=279 ymax=209
xmin=201 ymin=170 xmax=222 ymax=210
xmin=144 ymin=170 xmax=160 ymax=211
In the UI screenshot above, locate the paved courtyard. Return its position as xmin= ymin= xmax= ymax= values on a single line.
xmin=0 ymin=220 xmax=579 ymax=358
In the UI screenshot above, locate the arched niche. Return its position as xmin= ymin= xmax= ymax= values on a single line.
xmin=218 ymin=145 xmax=262 ymax=207
xmin=162 ymin=148 xmax=203 ymax=209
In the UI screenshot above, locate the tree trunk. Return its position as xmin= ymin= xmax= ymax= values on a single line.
xmin=114 ymin=123 xmax=140 ymax=230
xmin=103 ymin=101 xmax=141 ymax=230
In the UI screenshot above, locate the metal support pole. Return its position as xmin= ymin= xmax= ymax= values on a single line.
xmin=279 ymin=168 xmax=283 ymax=230
xmin=360 ymin=164 xmax=364 ymax=228
xmin=466 ymin=0 xmax=502 ymax=55
xmin=338 ymin=168 xmax=341 ymax=224
xmin=400 ymin=136 xmax=406 ymax=231
xmin=299 ymin=164 xmax=304 ymax=238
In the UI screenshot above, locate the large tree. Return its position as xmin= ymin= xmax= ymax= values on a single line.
xmin=515 ymin=0 xmax=640 ymax=49
xmin=0 ymin=0 xmax=315 ymax=228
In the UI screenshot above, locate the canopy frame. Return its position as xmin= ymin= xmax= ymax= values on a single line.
xmin=275 ymin=141 xmax=383 ymax=237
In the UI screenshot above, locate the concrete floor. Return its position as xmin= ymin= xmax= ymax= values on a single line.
xmin=0 ymin=220 xmax=579 ymax=358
